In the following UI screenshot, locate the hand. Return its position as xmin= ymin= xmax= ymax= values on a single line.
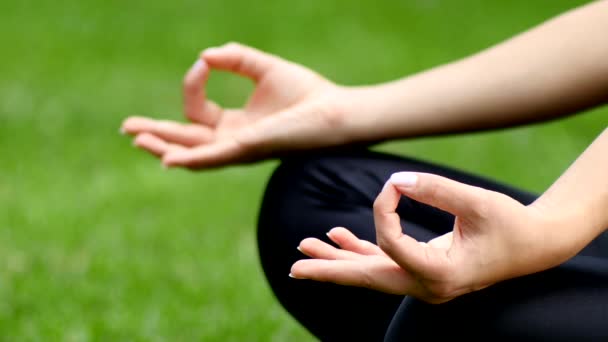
xmin=291 ymin=172 xmax=579 ymax=304
xmin=121 ymin=42 xmax=349 ymax=169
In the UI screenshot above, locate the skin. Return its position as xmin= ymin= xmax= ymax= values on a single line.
xmin=121 ymin=0 xmax=608 ymax=303
xmin=292 ymin=128 xmax=608 ymax=303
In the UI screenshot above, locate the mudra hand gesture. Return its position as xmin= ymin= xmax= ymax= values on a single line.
xmin=122 ymin=42 xmax=347 ymax=169
xmin=291 ymin=171 xmax=582 ymax=303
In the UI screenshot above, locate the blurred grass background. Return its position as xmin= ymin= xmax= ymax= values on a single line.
xmin=0 ymin=0 xmax=605 ymax=340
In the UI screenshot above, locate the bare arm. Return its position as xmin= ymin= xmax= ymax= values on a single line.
xmin=530 ymin=127 xmax=608 ymax=255
xmin=291 ymin=3 xmax=608 ymax=302
xmin=122 ymin=1 xmax=608 ymax=169
xmin=341 ymin=0 xmax=608 ymax=142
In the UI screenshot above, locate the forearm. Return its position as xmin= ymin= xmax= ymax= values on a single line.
xmin=341 ymin=0 xmax=608 ymax=142
xmin=530 ymin=127 xmax=608 ymax=259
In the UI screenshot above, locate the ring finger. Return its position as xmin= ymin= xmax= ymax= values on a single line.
xmin=134 ymin=133 xmax=185 ymax=157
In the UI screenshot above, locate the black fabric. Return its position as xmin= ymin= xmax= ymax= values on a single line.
xmin=256 ymin=149 xmax=608 ymax=341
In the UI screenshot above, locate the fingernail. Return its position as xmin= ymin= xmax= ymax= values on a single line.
xmin=296 ymin=246 xmax=302 ymax=252
xmin=382 ymin=181 xmax=391 ymax=191
xmin=288 ymin=273 xmax=296 ymax=278
xmin=192 ymin=59 xmax=203 ymax=70
xmin=389 ymin=172 xmax=418 ymax=187
xmin=203 ymin=47 xmax=220 ymax=56
xmin=119 ymin=127 xmax=126 ymax=135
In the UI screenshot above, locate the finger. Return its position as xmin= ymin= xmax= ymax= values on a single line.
xmin=373 ymin=181 xmax=442 ymax=275
xmin=161 ymin=118 xmax=273 ymax=169
xmin=389 ymin=171 xmax=487 ymax=217
xmin=297 ymin=237 xmax=362 ymax=261
xmin=428 ymin=232 xmax=453 ymax=249
xmin=122 ymin=116 xmax=214 ymax=146
xmin=133 ymin=133 xmax=183 ymax=157
xmin=183 ymin=59 xmax=223 ymax=126
xmin=290 ymin=259 xmax=412 ymax=295
xmin=161 ymin=138 xmax=244 ymax=169
xmin=201 ymin=42 xmax=279 ymax=82
xmin=326 ymin=227 xmax=386 ymax=256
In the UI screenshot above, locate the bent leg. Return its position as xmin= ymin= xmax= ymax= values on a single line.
xmin=257 ymin=151 xmax=404 ymax=341
xmin=256 ymin=149 xmax=542 ymax=341
xmin=384 ymin=255 xmax=608 ymax=341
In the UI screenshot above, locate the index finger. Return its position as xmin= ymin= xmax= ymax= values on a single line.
xmin=373 ymin=181 xmax=440 ymax=275
xmin=183 ymin=59 xmax=222 ymax=126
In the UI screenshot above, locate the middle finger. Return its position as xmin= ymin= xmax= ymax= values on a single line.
xmin=123 ymin=116 xmax=214 ymax=146
xmin=298 ymin=237 xmax=363 ymax=261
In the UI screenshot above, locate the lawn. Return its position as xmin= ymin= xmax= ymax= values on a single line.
xmin=0 ymin=0 xmax=605 ymax=340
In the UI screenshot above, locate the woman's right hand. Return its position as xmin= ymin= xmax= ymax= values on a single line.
xmin=121 ymin=42 xmax=352 ymax=169
xmin=291 ymin=172 xmax=586 ymax=304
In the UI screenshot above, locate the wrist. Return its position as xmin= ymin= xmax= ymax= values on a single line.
xmin=528 ymin=196 xmax=599 ymax=261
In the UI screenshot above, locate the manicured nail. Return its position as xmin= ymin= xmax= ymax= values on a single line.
xmin=192 ymin=59 xmax=203 ymax=70
xmin=382 ymin=181 xmax=391 ymax=191
xmin=296 ymin=246 xmax=302 ymax=252
xmin=389 ymin=172 xmax=418 ymax=187
xmin=288 ymin=273 xmax=296 ymax=278
xmin=203 ymin=47 xmax=220 ymax=56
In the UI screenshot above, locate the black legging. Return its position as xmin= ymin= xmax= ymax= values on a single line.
xmin=256 ymin=149 xmax=608 ymax=341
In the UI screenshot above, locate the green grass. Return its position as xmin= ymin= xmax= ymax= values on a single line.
xmin=0 ymin=0 xmax=605 ymax=340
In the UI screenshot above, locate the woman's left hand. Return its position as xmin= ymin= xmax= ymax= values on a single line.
xmin=290 ymin=172 xmax=581 ymax=304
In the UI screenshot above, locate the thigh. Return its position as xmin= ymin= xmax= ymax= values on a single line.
xmin=376 ymin=159 xmax=608 ymax=340
xmin=385 ymin=256 xmax=608 ymax=341
xmin=256 ymin=148 xmax=562 ymax=341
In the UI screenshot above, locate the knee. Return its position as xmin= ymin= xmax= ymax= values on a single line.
xmin=257 ymin=156 xmax=329 ymax=238
xmin=256 ymin=156 xmax=331 ymax=286
xmin=260 ymin=151 xmax=382 ymax=219
xmin=258 ymin=152 xmax=370 ymax=225
xmin=256 ymin=154 xmax=358 ymax=253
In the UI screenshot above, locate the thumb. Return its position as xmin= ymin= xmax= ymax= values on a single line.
xmin=202 ymin=42 xmax=280 ymax=82
xmin=373 ymin=172 xmax=487 ymax=280
xmin=389 ymin=172 xmax=486 ymax=217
